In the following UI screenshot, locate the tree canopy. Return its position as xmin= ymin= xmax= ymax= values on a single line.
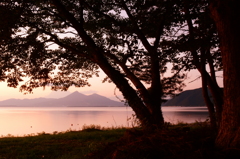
xmin=0 ymin=0 xmax=191 ymax=127
xmin=1 ymin=0 xmax=186 ymax=93
xmin=0 ymin=0 xmax=225 ymax=131
xmin=2 ymin=0 xmax=240 ymax=152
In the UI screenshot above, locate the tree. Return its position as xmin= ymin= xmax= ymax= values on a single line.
xmin=209 ymin=0 xmax=240 ymax=150
xmin=161 ymin=0 xmax=223 ymax=130
xmin=0 ymin=0 xmax=186 ymax=129
xmin=182 ymin=0 xmax=223 ymax=130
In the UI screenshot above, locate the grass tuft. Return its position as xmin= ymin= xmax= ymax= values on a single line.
xmin=82 ymin=124 xmax=102 ymax=132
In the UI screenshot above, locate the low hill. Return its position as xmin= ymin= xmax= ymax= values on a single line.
xmin=0 ymin=91 xmax=124 ymax=107
xmin=163 ymin=88 xmax=212 ymax=106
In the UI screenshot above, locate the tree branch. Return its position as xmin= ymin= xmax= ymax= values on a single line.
xmin=51 ymin=0 xmax=97 ymax=50
xmin=121 ymin=0 xmax=154 ymax=53
xmin=38 ymin=28 xmax=90 ymax=58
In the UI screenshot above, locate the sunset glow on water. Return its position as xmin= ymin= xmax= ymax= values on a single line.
xmin=0 ymin=106 xmax=209 ymax=137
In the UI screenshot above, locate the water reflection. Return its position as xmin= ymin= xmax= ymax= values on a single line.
xmin=0 ymin=106 xmax=208 ymax=137
xmin=162 ymin=107 xmax=209 ymax=123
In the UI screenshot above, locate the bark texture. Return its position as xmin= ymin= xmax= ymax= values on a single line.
xmin=210 ymin=0 xmax=240 ymax=149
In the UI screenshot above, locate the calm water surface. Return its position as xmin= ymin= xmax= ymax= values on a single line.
xmin=0 ymin=106 xmax=208 ymax=137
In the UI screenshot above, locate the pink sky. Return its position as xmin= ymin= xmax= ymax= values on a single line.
xmin=0 ymin=69 xmax=223 ymax=101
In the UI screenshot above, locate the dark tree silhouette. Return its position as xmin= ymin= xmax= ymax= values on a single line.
xmin=0 ymin=0 xmax=185 ymax=129
xmin=183 ymin=0 xmax=223 ymax=130
xmin=210 ymin=0 xmax=240 ymax=150
xmin=161 ymin=0 xmax=223 ymax=130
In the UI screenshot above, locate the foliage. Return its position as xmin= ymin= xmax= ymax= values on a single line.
xmin=0 ymin=0 xmax=185 ymax=96
xmin=158 ymin=0 xmax=223 ymax=129
xmin=0 ymin=0 xmax=99 ymax=93
xmin=0 ymin=0 xmax=185 ymax=128
xmin=166 ymin=0 xmax=222 ymax=72
xmin=0 ymin=0 xmax=222 ymax=128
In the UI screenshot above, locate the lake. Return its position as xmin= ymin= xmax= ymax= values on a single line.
xmin=0 ymin=106 xmax=209 ymax=137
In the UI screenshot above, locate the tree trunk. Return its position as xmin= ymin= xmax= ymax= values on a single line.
xmin=92 ymin=49 xmax=164 ymax=129
xmin=123 ymin=1 xmax=164 ymax=126
xmin=206 ymin=50 xmax=223 ymax=125
xmin=184 ymin=4 xmax=221 ymax=128
xmin=210 ymin=0 xmax=240 ymax=149
xmin=201 ymin=49 xmax=217 ymax=130
xmin=205 ymin=72 xmax=223 ymax=124
xmin=202 ymin=77 xmax=217 ymax=130
xmin=52 ymin=0 xmax=165 ymax=130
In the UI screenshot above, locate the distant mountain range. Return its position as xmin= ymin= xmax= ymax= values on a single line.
xmin=163 ymin=88 xmax=212 ymax=106
xmin=0 ymin=88 xmax=216 ymax=107
xmin=0 ymin=91 xmax=125 ymax=107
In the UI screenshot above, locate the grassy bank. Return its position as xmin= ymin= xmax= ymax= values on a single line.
xmin=0 ymin=123 xmax=236 ymax=159
xmin=0 ymin=126 xmax=126 ymax=159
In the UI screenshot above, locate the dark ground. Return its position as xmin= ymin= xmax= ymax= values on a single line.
xmin=87 ymin=123 xmax=240 ymax=159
